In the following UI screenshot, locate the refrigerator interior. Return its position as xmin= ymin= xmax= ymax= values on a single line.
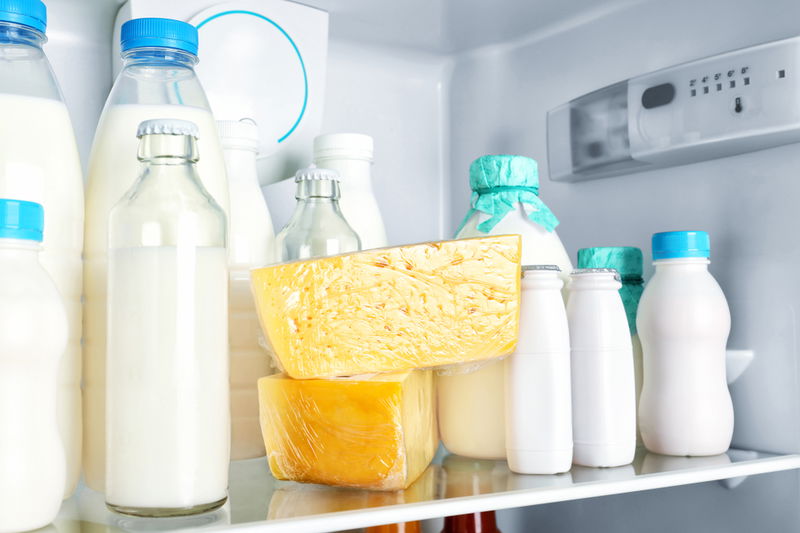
xmin=43 ymin=0 xmax=800 ymax=530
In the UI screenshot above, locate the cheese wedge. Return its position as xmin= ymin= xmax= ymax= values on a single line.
xmin=258 ymin=370 xmax=437 ymax=491
xmin=251 ymin=235 xmax=521 ymax=379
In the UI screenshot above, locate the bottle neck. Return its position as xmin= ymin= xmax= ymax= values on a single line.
xmin=0 ymin=22 xmax=45 ymax=47
xmin=654 ymin=257 xmax=710 ymax=271
xmin=138 ymin=134 xmax=198 ymax=165
xmin=313 ymin=157 xmax=373 ymax=191
xmin=295 ymin=179 xmax=342 ymax=201
xmin=0 ymin=238 xmax=41 ymax=257
xmin=122 ymin=47 xmax=198 ymax=69
xmin=222 ymin=147 xmax=258 ymax=180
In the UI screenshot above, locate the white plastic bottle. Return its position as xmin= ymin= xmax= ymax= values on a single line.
xmin=0 ymin=0 xmax=83 ymax=497
xmin=106 ymin=120 xmax=229 ymax=516
xmin=577 ymin=247 xmax=644 ymax=445
xmin=313 ymin=133 xmax=387 ymax=249
xmin=83 ymin=18 xmax=229 ymax=491
xmin=505 ymin=265 xmax=572 ymax=475
xmin=568 ymin=268 xmax=636 ymax=468
xmin=218 ymin=119 xmax=275 ymax=460
xmin=0 ymin=199 xmax=67 ymax=533
xmin=439 ymin=155 xmax=572 ymax=460
xmin=637 ymin=231 xmax=733 ymax=456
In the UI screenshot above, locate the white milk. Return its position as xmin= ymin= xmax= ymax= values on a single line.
xmin=84 ymin=103 xmax=229 ymax=491
xmin=106 ymin=246 xmax=229 ymax=512
xmin=637 ymin=255 xmax=733 ymax=456
xmin=0 ymin=94 xmax=83 ymax=496
xmin=0 ymin=238 xmax=67 ymax=532
xmin=438 ymin=206 xmax=573 ymax=460
xmin=219 ymin=120 xmax=275 ymax=460
xmin=312 ymin=133 xmax=388 ymax=249
xmin=505 ymin=266 xmax=572 ymax=475
xmin=568 ymin=269 xmax=636 ymax=468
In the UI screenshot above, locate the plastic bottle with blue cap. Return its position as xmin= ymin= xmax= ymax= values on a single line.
xmin=439 ymin=155 xmax=572 ymax=461
xmin=83 ymin=17 xmax=229 ymax=492
xmin=0 ymin=0 xmax=84 ymax=499
xmin=0 ymin=199 xmax=68 ymax=532
xmin=637 ymin=231 xmax=734 ymax=456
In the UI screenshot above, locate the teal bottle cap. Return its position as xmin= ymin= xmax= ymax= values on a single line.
xmin=577 ymin=246 xmax=643 ymax=280
xmin=469 ymin=154 xmax=538 ymax=190
xmin=652 ymin=231 xmax=710 ymax=260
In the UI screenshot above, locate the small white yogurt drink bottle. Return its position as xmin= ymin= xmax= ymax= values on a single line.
xmin=0 ymin=199 xmax=67 ymax=533
xmin=637 ymin=231 xmax=733 ymax=456
xmin=567 ymin=268 xmax=636 ymax=468
xmin=106 ymin=119 xmax=229 ymax=517
xmin=505 ymin=265 xmax=572 ymax=474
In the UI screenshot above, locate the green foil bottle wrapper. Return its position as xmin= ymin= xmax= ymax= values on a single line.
xmin=456 ymin=155 xmax=560 ymax=235
xmin=577 ymin=246 xmax=644 ymax=335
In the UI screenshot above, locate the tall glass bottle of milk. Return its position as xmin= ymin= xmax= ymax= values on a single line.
xmin=106 ymin=119 xmax=229 ymax=517
xmin=637 ymin=231 xmax=733 ymax=456
xmin=439 ymin=155 xmax=572 ymax=460
xmin=0 ymin=199 xmax=67 ymax=532
xmin=275 ymin=166 xmax=361 ymax=261
xmin=578 ymin=246 xmax=644 ymax=444
xmin=83 ymin=17 xmax=229 ymax=491
xmin=218 ymin=119 xmax=275 ymax=460
xmin=312 ymin=133 xmax=387 ymax=249
xmin=0 ymin=0 xmax=84 ymax=497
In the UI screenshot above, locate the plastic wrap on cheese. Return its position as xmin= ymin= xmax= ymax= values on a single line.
xmin=250 ymin=235 xmax=521 ymax=379
xmin=258 ymin=370 xmax=437 ymax=491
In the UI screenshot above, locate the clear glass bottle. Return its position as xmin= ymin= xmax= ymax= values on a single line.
xmin=0 ymin=0 xmax=84 ymax=497
xmin=275 ymin=166 xmax=361 ymax=261
xmin=83 ymin=16 xmax=229 ymax=491
xmin=106 ymin=119 xmax=229 ymax=517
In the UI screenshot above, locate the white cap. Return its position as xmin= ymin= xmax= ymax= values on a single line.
xmin=313 ymin=133 xmax=374 ymax=162
xmin=294 ymin=164 xmax=340 ymax=182
xmin=217 ymin=118 xmax=259 ymax=152
xmin=137 ymin=119 xmax=199 ymax=138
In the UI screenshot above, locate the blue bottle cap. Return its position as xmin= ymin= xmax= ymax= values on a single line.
xmin=0 ymin=199 xmax=43 ymax=242
xmin=0 ymin=0 xmax=46 ymax=33
xmin=652 ymin=230 xmax=710 ymax=260
xmin=120 ymin=18 xmax=198 ymax=55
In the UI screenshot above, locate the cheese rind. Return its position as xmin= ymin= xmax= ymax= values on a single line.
xmin=251 ymin=236 xmax=521 ymax=379
xmin=258 ymin=371 xmax=437 ymax=491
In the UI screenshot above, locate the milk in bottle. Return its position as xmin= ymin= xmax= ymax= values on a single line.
xmin=0 ymin=199 xmax=67 ymax=532
xmin=578 ymin=246 xmax=644 ymax=444
xmin=637 ymin=231 xmax=733 ymax=456
xmin=83 ymin=18 xmax=229 ymax=491
xmin=106 ymin=119 xmax=228 ymax=516
xmin=0 ymin=0 xmax=84 ymax=497
xmin=439 ymin=155 xmax=572 ymax=459
xmin=219 ymin=119 xmax=275 ymax=460
xmin=568 ymin=268 xmax=636 ymax=468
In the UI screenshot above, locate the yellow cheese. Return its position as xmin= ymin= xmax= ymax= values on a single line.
xmin=251 ymin=235 xmax=521 ymax=379
xmin=258 ymin=370 xmax=437 ymax=491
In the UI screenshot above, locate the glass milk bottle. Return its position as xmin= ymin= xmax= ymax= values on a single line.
xmin=275 ymin=166 xmax=361 ymax=261
xmin=568 ymin=269 xmax=636 ymax=468
xmin=312 ymin=133 xmax=387 ymax=249
xmin=106 ymin=120 xmax=229 ymax=516
xmin=218 ymin=119 xmax=275 ymax=460
xmin=637 ymin=231 xmax=733 ymax=456
xmin=439 ymin=155 xmax=572 ymax=460
xmin=578 ymin=246 xmax=644 ymax=444
xmin=0 ymin=199 xmax=67 ymax=532
xmin=0 ymin=0 xmax=83 ymax=496
xmin=83 ymin=17 xmax=229 ymax=491
xmin=505 ymin=266 xmax=572 ymax=475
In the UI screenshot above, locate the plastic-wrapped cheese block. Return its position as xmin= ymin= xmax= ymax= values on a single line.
xmin=258 ymin=370 xmax=437 ymax=491
xmin=251 ymin=235 xmax=521 ymax=379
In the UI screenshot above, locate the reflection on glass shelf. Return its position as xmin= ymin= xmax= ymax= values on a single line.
xmin=51 ymin=448 xmax=799 ymax=533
